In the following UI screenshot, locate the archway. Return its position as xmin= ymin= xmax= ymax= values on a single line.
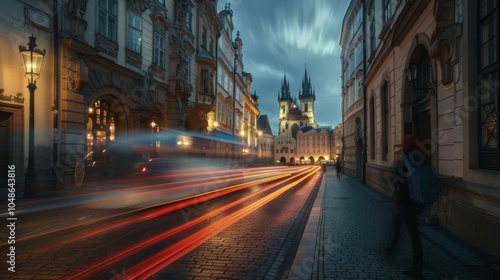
xmin=299 ymin=156 xmax=305 ymax=164
xmin=279 ymin=156 xmax=286 ymax=165
xmin=308 ymin=156 xmax=315 ymax=165
xmin=86 ymin=96 xmax=129 ymax=161
xmin=403 ymin=40 xmax=435 ymax=165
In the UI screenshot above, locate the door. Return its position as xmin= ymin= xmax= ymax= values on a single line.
xmin=413 ymin=100 xmax=431 ymax=164
xmin=0 ymin=111 xmax=12 ymax=187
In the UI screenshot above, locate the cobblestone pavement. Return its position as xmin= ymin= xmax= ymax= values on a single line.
xmin=289 ymin=171 xmax=500 ymax=280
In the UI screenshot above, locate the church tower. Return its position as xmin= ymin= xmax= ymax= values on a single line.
xmin=299 ymin=68 xmax=316 ymax=127
xmin=278 ymin=74 xmax=292 ymax=135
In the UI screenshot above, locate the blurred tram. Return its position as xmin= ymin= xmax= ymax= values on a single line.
xmin=153 ymin=129 xmax=245 ymax=159
xmin=82 ymin=129 xmax=245 ymax=184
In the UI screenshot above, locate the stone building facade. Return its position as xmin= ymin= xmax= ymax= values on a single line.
xmin=340 ymin=0 xmax=364 ymax=179
xmin=355 ymin=0 xmax=500 ymax=258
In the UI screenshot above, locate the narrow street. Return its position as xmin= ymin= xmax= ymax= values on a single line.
xmin=0 ymin=166 xmax=321 ymax=279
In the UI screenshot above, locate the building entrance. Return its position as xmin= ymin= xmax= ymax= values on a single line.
xmin=0 ymin=111 xmax=11 ymax=187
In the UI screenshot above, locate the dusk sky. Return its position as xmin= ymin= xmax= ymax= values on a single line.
xmin=218 ymin=0 xmax=350 ymax=135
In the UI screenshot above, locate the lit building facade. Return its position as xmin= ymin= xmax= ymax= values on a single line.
xmin=275 ymin=69 xmax=322 ymax=165
xmin=214 ymin=3 xmax=256 ymax=163
xmin=257 ymin=115 xmax=274 ymax=164
xmin=296 ymin=127 xmax=331 ymax=165
xmin=0 ymin=0 xmax=242 ymax=190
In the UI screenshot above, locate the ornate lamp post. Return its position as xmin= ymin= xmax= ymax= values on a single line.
xmin=404 ymin=61 xmax=434 ymax=96
xmin=19 ymin=35 xmax=46 ymax=198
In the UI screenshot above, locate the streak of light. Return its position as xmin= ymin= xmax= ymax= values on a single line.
xmin=2 ymin=168 xmax=286 ymax=218
xmin=126 ymin=166 xmax=321 ymax=279
xmin=69 ymin=167 xmax=319 ymax=279
xmin=24 ymin=173 xmax=291 ymax=259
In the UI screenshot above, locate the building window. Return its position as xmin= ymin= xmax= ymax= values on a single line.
xmin=370 ymin=97 xmax=375 ymax=160
xmin=154 ymin=31 xmax=166 ymax=68
xmin=381 ymin=83 xmax=389 ymax=161
xmin=175 ymin=1 xmax=193 ymax=31
xmin=383 ymin=0 xmax=393 ymax=23
xmin=370 ymin=18 xmax=375 ymax=54
xmin=98 ymin=0 xmax=117 ymax=42
xmin=127 ymin=12 xmax=142 ymax=53
xmin=209 ymin=36 xmax=214 ymax=54
xmin=478 ymin=0 xmax=499 ymax=169
xmin=200 ymin=69 xmax=209 ymax=94
xmin=201 ymin=26 xmax=207 ymax=49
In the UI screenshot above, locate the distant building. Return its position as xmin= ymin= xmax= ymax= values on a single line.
xmin=333 ymin=123 xmax=343 ymax=162
xmin=340 ymin=0 xmax=364 ymax=179
xmin=256 ymin=115 xmax=274 ymax=164
xmin=296 ymin=127 xmax=331 ymax=165
xmin=215 ymin=3 xmax=258 ymax=164
xmin=274 ymin=68 xmax=333 ymax=165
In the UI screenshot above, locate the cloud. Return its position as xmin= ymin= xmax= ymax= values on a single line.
xmin=224 ymin=0 xmax=349 ymax=133
xmin=262 ymin=0 xmax=341 ymax=56
xmin=246 ymin=58 xmax=283 ymax=79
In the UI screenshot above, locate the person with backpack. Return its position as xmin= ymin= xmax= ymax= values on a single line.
xmin=335 ymin=160 xmax=342 ymax=180
xmin=386 ymin=136 xmax=428 ymax=279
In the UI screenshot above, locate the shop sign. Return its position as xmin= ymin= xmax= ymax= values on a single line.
xmin=0 ymin=89 xmax=25 ymax=104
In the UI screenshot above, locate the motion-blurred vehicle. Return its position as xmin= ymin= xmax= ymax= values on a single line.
xmin=81 ymin=128 xmax=246 ymax=186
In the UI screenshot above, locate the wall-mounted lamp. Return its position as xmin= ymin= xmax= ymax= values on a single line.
xmin=404 ymin=62 xmax=434 ymax=97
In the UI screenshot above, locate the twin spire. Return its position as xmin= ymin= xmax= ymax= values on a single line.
xmin=278 ymin=68 xmax=316 ymax=101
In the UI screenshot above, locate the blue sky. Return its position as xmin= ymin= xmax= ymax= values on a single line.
xmin=218 ymin=0 xmax=349 ymax=135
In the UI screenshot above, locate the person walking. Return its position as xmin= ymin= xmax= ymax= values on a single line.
xmin=386 ymin=136 xmax=425 ymax=279
xmin=335 ymin=160 xmax=341 ymax=180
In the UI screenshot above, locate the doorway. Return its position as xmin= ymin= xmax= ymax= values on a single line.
xmin=0 ymin=111 xmax=12 ymax=187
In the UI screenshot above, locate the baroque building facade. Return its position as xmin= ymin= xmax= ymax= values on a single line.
xmin=215 ymin=3 xmax=258 ymax=164
xmin=352 ymin=0 xmax=500 ymax=258
xmin=0 ymin=0 xmax=258 ymax=191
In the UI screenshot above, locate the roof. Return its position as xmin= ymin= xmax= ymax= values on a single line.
xmin=257 ymin=115 xmax=273 ymax=135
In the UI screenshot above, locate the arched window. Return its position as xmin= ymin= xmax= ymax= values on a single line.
xmin=87 ymin=100 xmax=116 ymax=160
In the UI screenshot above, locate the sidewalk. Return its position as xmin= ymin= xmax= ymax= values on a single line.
xmin=288 ymin=170 xmax=500 ymax=280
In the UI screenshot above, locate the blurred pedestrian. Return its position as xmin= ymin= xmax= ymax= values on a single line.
xmin=386 ymin=136 xmax=425 ymax=279
xmin=335 ymin=160 xmax=341 ymax=180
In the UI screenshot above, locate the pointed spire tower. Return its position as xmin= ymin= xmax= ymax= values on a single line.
xmin=278 ymin=73 xmax=292 ymax=127
xmin=299 ymin=67 xmax=316 ymax=128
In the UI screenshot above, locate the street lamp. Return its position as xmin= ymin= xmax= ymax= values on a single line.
xmin=19 ymin=35 xmax=46 ymax=198
xmin=404 ymin=61 xmax=434 ymax=97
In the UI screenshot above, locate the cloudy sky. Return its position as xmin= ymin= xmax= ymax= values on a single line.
xmin=217 ymin=0 xmax=350 ymax=135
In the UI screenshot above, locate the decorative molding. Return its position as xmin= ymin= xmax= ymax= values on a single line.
xmin=125 ymin=49 xmax=142 ymax=69
xmin=128 ymin=65 xmax=156 ymax=110
xmin=127 ymin=0 xmax=151 ymax=14
xmin=66 ymin=56 xmax=89 ymax=91
xmin=430 ymin=0 xmax=455 ymax=85
xmin=95 ymin=33 xmax=118 ymax=57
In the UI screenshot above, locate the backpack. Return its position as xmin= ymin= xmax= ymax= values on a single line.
xmin=400 ymin=152 xmax=440 ymax=204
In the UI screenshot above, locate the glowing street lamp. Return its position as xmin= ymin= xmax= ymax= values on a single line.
xmin=19 ymin=35 xmax=45 ymax=198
